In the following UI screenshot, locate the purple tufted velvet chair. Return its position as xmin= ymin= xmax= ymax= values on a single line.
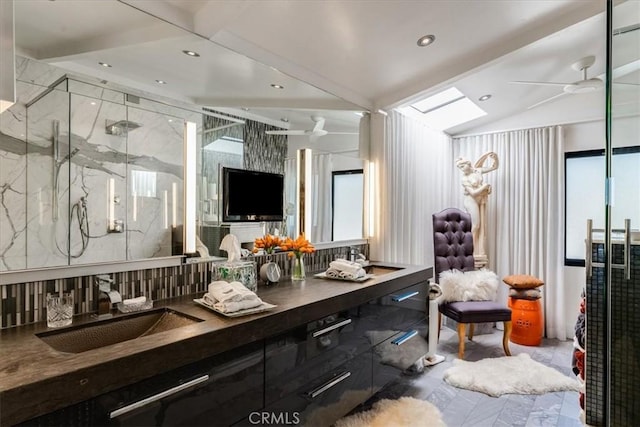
xmin=432 ymin=208 xmax=512 ymax=359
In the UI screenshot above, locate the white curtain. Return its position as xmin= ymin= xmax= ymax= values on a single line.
xmin=453 ymin=126 xmax=566 ymax=339
xmin=311 ymin=153 xmax=333 ymax=243
xmin=370 ymin=110 xmax=453 ymax=266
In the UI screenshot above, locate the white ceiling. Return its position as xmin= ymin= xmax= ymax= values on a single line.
xmin=13 ymin=0 xmax=639 ymax=138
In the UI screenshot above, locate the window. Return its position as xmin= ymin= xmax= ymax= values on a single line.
xmin=400 ymin=87 xmax=487 ymax=131
xmin=332 ymin=170 xmax=364 ymax=241
xmin=565 ymin=147 xmax=640 ymax=266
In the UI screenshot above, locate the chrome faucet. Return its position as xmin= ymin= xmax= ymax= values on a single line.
xmin=95 ymin=274 xmax=121 ymax=317
xmin=349 ymin=246 xmax=360 ymax=262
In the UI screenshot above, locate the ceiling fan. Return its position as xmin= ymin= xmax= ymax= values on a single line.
xmin=510 ymin=55 xmax=606 ymax=109
xmin=265 ymin=115 xmax=358 ymax=142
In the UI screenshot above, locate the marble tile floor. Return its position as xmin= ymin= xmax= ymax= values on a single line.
xmin=356 ymin=327 xmax=582 ymax=427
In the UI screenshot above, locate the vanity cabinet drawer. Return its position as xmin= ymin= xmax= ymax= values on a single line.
xmin=264 ymin=310 xmax=370 ymax=405
xmin=21 ymin=341 xmax=264 ymax=427
xmin=372 ymin=318 xmax=429 ymax=394
xmin=251 ymin=352 xmax=372 ymax=427
xmin=356 ymin=280 xmax=428 ymax=347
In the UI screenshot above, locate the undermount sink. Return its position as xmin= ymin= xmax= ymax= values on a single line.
xmin=36 ymin=308 xmax=203 ymax=354
xmin=365 ymin=265 xmax=404 ymax=276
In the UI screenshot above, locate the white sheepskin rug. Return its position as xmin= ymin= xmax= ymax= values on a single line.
xmin=335 ymin=397 xmax=446 ymax=427
xmin=443 ymin=353 xmax=582 ymax=397
xmin=438 ymin=269 xmax=499 ymax=303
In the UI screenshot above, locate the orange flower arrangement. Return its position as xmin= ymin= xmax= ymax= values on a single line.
xmin=280 ymin=233 xmax=315 ymax=259
xmin=252 ymin=234 xmax=283 ymax=254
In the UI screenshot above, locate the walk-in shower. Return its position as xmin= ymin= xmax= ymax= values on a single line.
xmin=11 ymin=72 xmax=188 ymax=270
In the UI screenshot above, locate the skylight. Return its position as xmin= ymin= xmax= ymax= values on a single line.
xmin=408 ymin=87 xmax=487 ymax=131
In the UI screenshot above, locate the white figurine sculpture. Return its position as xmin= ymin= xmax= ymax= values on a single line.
xmin=455 ymin=152 xmax=499 ymax=268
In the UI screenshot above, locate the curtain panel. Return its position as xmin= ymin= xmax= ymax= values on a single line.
xmin=453 ymin=126 xmax=567 ymax=339
xmin=370 ymin=110 xmax=453 ymax=266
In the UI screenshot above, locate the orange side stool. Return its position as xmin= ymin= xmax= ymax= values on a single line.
xmin=508 ymin=297 xmax=543 ymax=346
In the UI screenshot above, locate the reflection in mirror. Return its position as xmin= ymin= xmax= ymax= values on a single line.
xmin=286 ymin=150 xmax=365 ymax=243
xmin=200 ymin=115 xmax=245 ymax=224
xmin=2 ymin=0 xmax=366 ymax=274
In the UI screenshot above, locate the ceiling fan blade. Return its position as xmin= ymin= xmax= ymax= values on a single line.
xmin=510 ymin=80 xmax=572 ymax=86
xmin=312 ymin=117 xmax=325 ymax=133
xmin=326 ymin=132 xmax=359 ymax=135
xmin=265 ymin=130 xmax=308 ymax=136
xmin=527 ymin=91 xmax=569 ymax=109
xmin=614 ymin=82 xmax=640 ymax=86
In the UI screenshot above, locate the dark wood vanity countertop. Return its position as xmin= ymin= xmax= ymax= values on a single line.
xmin=0 ymin=262 xmax=431 ymax=426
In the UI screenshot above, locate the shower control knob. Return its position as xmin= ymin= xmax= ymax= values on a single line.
xmin=108 ymin=219 xmax=125 ymax=233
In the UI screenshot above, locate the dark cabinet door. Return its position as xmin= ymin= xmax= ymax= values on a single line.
xmin=21 ymin=341 xmax=264 ymax=427
xmin=265 ymin=310 xmax=370 ymax=405
xmin=254 ymin=352 xmax=372 ymax=427
xmin=372 ymin=318 xmax=429 ymax=394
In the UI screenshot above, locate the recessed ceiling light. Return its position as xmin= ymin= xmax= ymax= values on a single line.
xmin=90 ymin=101 xmax=96 ymax=106
xmin=271 ymin=84 xmax=284 ymax=89
xmin=156 ymin=80 xmax=167 ymax=84
xmin=168 ymin=119 xmax=173 ymax=122
xmin=241 ymin=107 xmax=250 ymax=111
xmin=280 ymin=117 xmax=289 ymax=122
xmin=479 ymin=94 xmax=492 ymax=101
xmin=182 ymin=50 xmax=200 ymax=57
xmin=98 ymin=62 xmax=112 ymax=68
xmin=417 ymin=35 xmax=436 ymax=47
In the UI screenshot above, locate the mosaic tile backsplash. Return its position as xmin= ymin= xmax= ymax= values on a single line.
xmin=0 ymin=244 xmax=368 ymax=329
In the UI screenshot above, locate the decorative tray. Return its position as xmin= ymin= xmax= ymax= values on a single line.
xmin=313 ymin=272 xmax=375 ymax=282
xmin=193 ymin=298 xmax=277 ymax=318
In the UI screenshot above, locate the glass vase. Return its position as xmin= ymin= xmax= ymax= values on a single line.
xmin=291 ymin=254 xmax=306 ymax=281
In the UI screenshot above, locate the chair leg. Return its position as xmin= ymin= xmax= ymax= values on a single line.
xmin=503 ymin=320 xmax=512 ymax=356
xmin=457 ymin=322 xmax=466 ymax=359
xmin=468 ymin=323 xmax=475 ymax=341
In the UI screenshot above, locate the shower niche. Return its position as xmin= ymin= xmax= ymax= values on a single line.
xmin=5 ymin=76 xmax=201 ymax=270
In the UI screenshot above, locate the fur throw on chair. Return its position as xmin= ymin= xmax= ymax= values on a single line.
xmin=437 ymin=269 xmax=499 ymax=303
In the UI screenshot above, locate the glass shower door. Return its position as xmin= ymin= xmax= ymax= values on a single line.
xmin=601 ymin=0 xmax=640 ymax=425
xmin=25 ymin=86 xmax=70 ymax=269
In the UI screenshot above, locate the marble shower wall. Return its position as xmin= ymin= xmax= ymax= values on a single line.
xmin=0 ymin=57 xmax=203 ymax=271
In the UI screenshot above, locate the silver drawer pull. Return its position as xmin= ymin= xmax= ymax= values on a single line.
xmin=392 ymin=330 xmax=418 ymax=346
xmin=110 ymin=375 xmax=210 ymax=419
xmin=312 ymin=318 xmax=352 ymax=338
xmin=392 ymin=291 xmax=419 ymax=302
xmin=306 ymin=371 xmax=351 ymax=399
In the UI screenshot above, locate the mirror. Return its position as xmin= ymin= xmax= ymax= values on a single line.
xmin=0 ymin=0 xmax=365 ymax=272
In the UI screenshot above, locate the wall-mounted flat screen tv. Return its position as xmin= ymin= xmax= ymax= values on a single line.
xmin=222 ymin=167 xmax=284 ymax=222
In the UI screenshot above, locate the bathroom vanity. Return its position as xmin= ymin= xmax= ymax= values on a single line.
xmin=0 ymin=262 xmax=431 ymax=426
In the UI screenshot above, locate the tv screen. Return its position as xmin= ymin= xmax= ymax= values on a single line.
xmin=222 ymin=167 xmax=284 ymax=222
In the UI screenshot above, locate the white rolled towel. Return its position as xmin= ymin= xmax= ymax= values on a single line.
xmin=122 ymin=296 xmax=146 ymax=306
xmin=339 ymin=268 xmax=366 ymax=280
xmin=329 ymin=260 xmax=363 ymax=275
xmin=325 ymin=268 xmax=341 ymax=278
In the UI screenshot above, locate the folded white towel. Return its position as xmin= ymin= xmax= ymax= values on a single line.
xmin=339 ymin=269 xmax=366 ymax=280
xmin=329 ymin=260 xmax=363 ymax=275
xmin=208 ymin=280 xmax=259 ymax=303
xmin=204 ymin=280 xmax=263 ymax=313
xmin=214 ymin=298 xmax=263 ymax=313
xmin=123 ymin=296 xmax=147 ymax=306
